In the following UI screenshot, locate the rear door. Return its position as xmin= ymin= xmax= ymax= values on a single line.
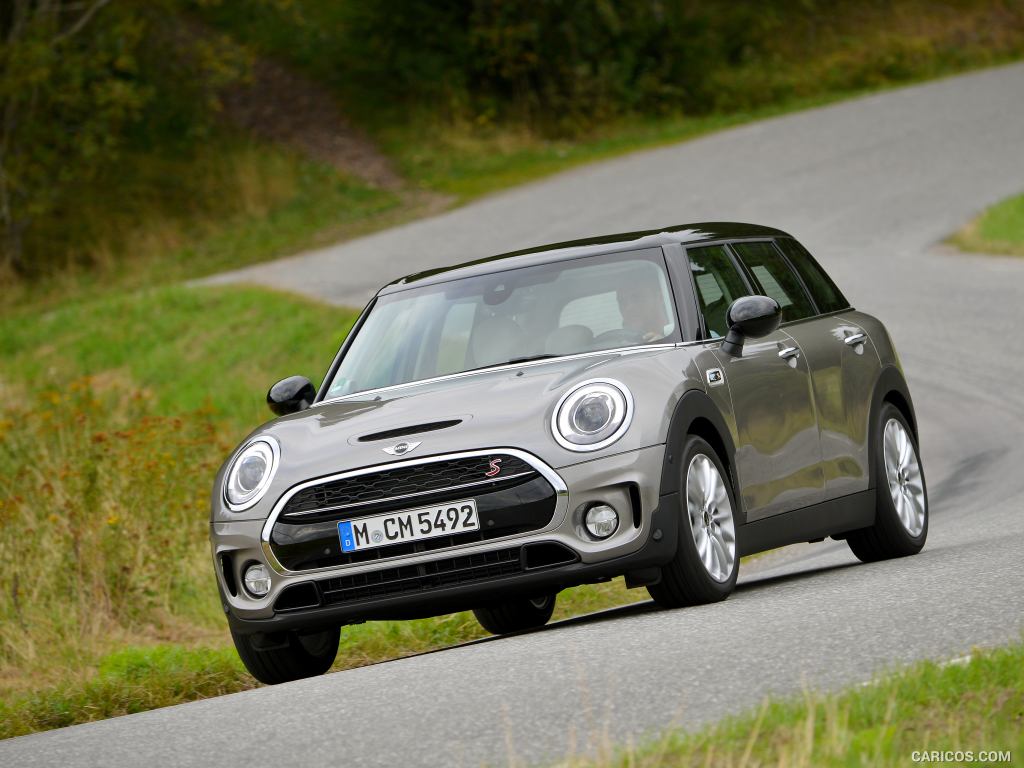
xmin=684 ymin=243 xmax=824 ymax=521
xmin=773 ymin=237 xmax=880 ymax=499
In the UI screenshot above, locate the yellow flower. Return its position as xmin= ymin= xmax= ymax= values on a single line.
xmin=106 ymin=515 xmax=120 ymax=526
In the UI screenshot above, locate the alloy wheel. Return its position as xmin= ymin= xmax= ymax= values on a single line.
xmin=882 ymin=418 xmax=926 ymax=537
xmin=685 ymin=454 xmax=736 ymax=582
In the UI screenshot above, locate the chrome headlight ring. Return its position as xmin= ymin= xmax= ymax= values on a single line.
xmin=223 ymin=436 xmax=280 ymax=512
xmin=551 ymin=378 xmax=633 ymax=452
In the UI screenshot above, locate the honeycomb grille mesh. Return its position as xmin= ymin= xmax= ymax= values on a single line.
xmin=281 ymin=453 xmax=535 ymax=517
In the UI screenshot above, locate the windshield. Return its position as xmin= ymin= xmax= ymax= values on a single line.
xmin=323 ymin=248 xmax=679 ymax=399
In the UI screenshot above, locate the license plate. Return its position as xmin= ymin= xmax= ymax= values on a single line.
xmin=338 ymin=499 xmax=479 ymax=553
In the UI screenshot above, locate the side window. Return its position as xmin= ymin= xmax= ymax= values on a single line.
xmin=686 ymin=245 xmax=749 ymax=339
xmin=731 ymin=241 xmax=815 ymax=323
xmin=775 ymin=238 xmax=849 ymax=314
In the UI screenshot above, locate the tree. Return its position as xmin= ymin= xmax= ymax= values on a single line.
xmin=0 ymin=0 xmax=150 ymax=276
xmin=0 ymin=1 xmax=251 ymax=279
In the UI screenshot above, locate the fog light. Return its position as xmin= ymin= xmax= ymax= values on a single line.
xmin=243 ymin=563 xmax=271 ymax=597
xmin=584 ymin=504 xmax=619 ymax=539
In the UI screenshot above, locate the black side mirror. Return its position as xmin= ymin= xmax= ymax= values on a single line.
xmin=721 ymin=296 xmax=782 ymax=356
xmin=267 ymin=376 xmax=317 ymax=416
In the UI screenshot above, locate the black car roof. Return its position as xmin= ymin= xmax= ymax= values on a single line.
xmin=380 ymin=222 xmax=791 ymax=294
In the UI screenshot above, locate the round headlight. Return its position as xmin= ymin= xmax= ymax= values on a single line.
xmin=552 ymin=379 xmax=633 ymax=451
xmin=224 ymin=437 xmax=279 ymax=511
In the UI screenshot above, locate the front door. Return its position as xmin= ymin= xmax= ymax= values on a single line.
xmin=684 ymin=244 xmax=823 ymax=521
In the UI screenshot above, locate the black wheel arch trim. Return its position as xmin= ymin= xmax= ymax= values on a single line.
xmin=868 ymin=365 xmax=919 ymax=489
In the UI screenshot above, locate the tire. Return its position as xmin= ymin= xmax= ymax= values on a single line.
xmin=647 ymin=435 xmax=740 ymax=608
xmin=847 ymin=403 xmax=928 ymax=562
xmin=231 ymin=626 xmax=340 ymax=685
xmin=473 ymin=593 xmax=556 ymax=635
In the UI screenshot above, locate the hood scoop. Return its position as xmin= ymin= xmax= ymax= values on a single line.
xmin=356 ymin=419 xmax=462 ymax=443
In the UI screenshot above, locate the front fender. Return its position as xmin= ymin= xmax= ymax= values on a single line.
xmin=658 ymin=387 xmax=739 ymax=506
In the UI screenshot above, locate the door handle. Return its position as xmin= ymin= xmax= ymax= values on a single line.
xmin=843 ymin=332 xmax=867 ymax=346
xmin=778 ymin=346 xmax=801 ymax=360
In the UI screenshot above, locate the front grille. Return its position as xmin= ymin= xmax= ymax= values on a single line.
xmin=270 ymin=473 xmax=558 ymax=571
xmin=281 ymin=453 xmax=536 ymax=519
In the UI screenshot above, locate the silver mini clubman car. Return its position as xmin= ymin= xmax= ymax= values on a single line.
xmin=211 ymin=223 xmax=927 ymax=684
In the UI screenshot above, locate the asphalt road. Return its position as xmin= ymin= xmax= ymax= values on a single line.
xmin=8 ymin=63 xmax=1024 ymax=767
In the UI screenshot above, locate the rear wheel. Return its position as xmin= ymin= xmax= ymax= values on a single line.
xmin=473 ymin=593 xmax=556 ymax=635
xmin=231 ymin=626 xmax=340 ymax=685
xmin=847 ymin=403 xmax=928 ymax=562
xmin=648 ymin=436 xmax=739 ymax=608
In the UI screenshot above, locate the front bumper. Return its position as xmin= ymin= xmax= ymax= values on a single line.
xmin=211 ymin=445 xmax=674 ymax=635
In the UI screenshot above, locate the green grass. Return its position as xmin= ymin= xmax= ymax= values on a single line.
xmin=0 ymin=283 xmax=649 ymax=737
xmin=4 ymin=137 xmax=403 ymax=313
xmin=0 ymin=646 xmax=251 ymax=740
xmin=950 ymin=192 xmax=1024 ymax=256
xmin=379 ymin=103 xmax=826 ymax=201
xmin=569 ymin=641 xmax=1024 ymax=767
xmin=0 ymin=286 xmax=358 ymax=693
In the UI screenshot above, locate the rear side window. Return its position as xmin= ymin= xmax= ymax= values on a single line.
xmin=686 ymin=245 xmax=749 ymax=339
xmin=775 ymin=238 xmax=849 ymax=313
xmin=731 ymin=241 xmax=815 ymax=323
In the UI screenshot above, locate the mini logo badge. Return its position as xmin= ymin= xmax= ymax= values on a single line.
xmin=706 ymin=368 xmax=725 ymax=387
xmin=383 ymin=440 xmax=421 ymax=456
xmin=485 ymin=458 xmax=502 ymax=477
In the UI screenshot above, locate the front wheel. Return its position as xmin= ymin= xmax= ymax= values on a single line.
xmin=647 ymin=436 xmax=739 ymax=608
xmin=847 ymin=403 xmax=928 ymax=562
xmin=231 ymin=626 xmax=340 ymax=685
xmin=473 ymin=593 xmax=556 ymax=635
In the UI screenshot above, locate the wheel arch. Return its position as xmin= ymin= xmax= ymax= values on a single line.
xmin=659 ymin=388 xmax=742 ymax=521
xmin=868 ymin=365 xmax=919 ymax=488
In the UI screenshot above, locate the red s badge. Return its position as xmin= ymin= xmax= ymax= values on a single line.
xmin=485 ymin=458 xmax=502 ymax=477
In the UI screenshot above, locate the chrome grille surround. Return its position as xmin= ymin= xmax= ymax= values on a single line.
xmin=260 ymin=448 xmax=569 ymax=575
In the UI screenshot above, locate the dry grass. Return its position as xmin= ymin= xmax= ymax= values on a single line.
xmin=0 ymin=377 xmax=228 ymax=681
xmin=5 ymin=138 xmax=401 ymax=312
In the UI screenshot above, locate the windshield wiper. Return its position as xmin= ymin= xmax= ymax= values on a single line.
xmin=470 ymin=354 xmax=559 ymax=372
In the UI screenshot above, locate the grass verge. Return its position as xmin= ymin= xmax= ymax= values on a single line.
xmin=3 ymin=136 xmax=404 ymax=313
xmin=0 ymin=646 xmax=251 ymax=740
xmin=949 ymin=192 xmax=1024 ymax=256
xmin=568 ymin=641 xmax=1023 ymax=767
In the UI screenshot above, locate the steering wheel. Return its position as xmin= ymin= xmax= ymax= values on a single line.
xmin=592 ymin=328 xmax=646 ymax=348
